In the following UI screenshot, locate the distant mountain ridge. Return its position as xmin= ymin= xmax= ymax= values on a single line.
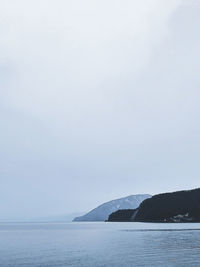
xmin=73 ymin=194 xmax=151 ymax=222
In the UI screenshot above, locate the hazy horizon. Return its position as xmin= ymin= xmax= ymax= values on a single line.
xmin=1 ymin=0 xmax=200 ymax=220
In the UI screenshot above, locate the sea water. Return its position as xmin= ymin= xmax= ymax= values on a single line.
xmin=0 ymin=222 xmax=200 ymax=266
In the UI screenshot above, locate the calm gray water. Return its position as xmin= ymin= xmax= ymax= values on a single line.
xmin=0 ymin=222 xmax=200 ymax=267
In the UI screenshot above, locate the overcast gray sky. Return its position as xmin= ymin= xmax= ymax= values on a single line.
xmin=1 ymin=0 xmax=200 ymax=219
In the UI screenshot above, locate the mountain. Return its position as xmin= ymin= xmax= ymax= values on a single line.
xmin=134 ymin=188 xmax=200 ymax=222
xmin=73 ymin=194 xmax=151 ymax=222
xmin=107 ymin=188 xmax=200 ymax=223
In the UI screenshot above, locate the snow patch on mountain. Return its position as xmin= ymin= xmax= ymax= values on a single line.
xmin=73 ymin=194 xmax=151 ymax=222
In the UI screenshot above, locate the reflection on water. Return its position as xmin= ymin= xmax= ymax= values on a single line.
xmin=0 ymin=222 xmax=200 ymax=267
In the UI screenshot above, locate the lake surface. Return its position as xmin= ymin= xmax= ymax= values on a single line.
xmin=0 ymin=222 xmax=200 ymax=266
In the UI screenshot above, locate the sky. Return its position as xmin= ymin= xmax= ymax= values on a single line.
xmin=0 ymin=0 xmax=200 ymax=219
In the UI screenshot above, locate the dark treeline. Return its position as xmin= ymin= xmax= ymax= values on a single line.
xmin=107 ymin=209 xmax=136 ymax=222
xmin=107 ymin=188 xmax=200 ymax=223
